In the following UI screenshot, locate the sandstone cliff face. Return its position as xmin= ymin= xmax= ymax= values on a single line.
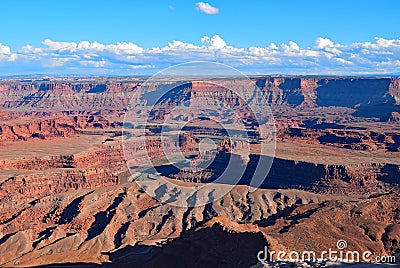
xmin=256 ymin=77 xmax=306 ymax=106
xmin=1 ymin=78 xmax=400 ymax=121
xmin=263 ymin=158 xmax=399 ymax=196
xmin=136 ymin=137 xmax=399 ymax=198
xmin=0 ymin=143 xmax=125 ymax=172
xmin=258 ymin=77 xmax=400 ymax=122
xmin=0 ymin=155 xmax=75 ymax=170
xmin=1 ymin=82 xmax=139 ymax=111
xmin=0 ymin=119 xmax=75 ymax=143
xmin=253 ymin=77 xmax=400 ymax=112
xmin=0 ymin=168 xmax=119 ymax=206
xmin=169 ymin=155 xmax=400 ymax=197
xmin=0 ymin=115 xmax=116 ymax=143
xmin=389 ymin=111 xmax=400 ymax=122
xmin=73 ymin=144 xmax=126 ymax=172
xmin=389 ymin=79 xmax=400 ymax=105
xmin=278 ymin=127 xmax=400 ymax=151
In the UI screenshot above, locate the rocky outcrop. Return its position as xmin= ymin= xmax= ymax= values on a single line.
xmin=389 ymin=78 xmax=400 ymax=105
xmin=73 ymin=143 xmax=126 ymax=172
xmin=277 ymin=125 xmax=400 ymax=151
xmin=389 ymin=111 xmax=400 ymax=122
xmin=0 ymin=184 xmax=328 ymax=266
xmin=0 ymin=143 xmax=126 ymax=172
xmin=0 ymin=119 xmax=75 ymax=143
xmin=0 ymin=155 xmax=75 ymax=170
xmin=0 ymin=183 xmax=397 ymax=267
xmin=0 ymin=168 xmax=119 ymax=206
xmin=259 ymin=192 xmax=400 ymax=261
xmin=0 ymin=115 xmax=116 ymax=143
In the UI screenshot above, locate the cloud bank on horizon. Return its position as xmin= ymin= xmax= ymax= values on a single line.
xmin=0 ymin=35 xmax=400 ymax=76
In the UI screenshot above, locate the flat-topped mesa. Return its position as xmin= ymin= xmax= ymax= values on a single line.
xmin=193 ymin=77 xmax=400 ymax=113
xmin=0 ymin=82 xmax=140 ymax=111
xmin=0 ymin=77 xmax=400 ymax=120
xmin=1 ymin=82 xmax=140 ymax=94
xmin=254 ymin=77 xmax=400 ymax=108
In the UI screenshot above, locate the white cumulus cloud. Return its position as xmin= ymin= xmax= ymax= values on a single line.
xmin=195 ymin=2 xmax=219 ymax=15
xmin=0 ymin=43 xmax=11 ymax=55
xmin=201 ymin=35 xmax=226 ymax=49
xmin=42 ymin=39 xmax=78 ymax=51
xmin=0 ymin=43 xmax=17 ymax=62
xmin=316 ymin=37 xmax=334 ymax=49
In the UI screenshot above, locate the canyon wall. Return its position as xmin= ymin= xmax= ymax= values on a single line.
xmin=0 ymin=78 xmax=399 ymax=121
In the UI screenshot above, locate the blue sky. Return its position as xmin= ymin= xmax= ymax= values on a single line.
xmin=1 ymin=0 xmax=400 ymax=75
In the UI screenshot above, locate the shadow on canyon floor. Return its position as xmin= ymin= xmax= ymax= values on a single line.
xmin=106 ymin=223 xmax=266 ymax=268
xmin=152 ymin=154 xmax=327 ymax=190
xmin=33 ymin=224 xmax=266 ymax=268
